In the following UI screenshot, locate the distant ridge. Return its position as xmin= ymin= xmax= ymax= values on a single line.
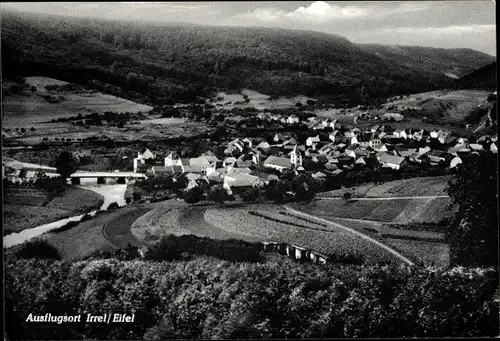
xmin=1 ymin=10 xmax=496 ymax=105
xmin=453 ymin=62 xmax=497 ymax=90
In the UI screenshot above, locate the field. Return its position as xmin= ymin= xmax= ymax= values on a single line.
xmin=39 ymin=211 xmax=117 ymax=260
xmin=320 ymin=176 xmax=451 ymax=198
xmin=204 ymin=206 xmax=402 ymax=264
xmin=384 ymin=89 xmax=491 ymax=124
xmin=2 ymin=77 xmax=153 ymax=129
xmin=3 ymin=186 xmax=104 ymax=236
xmin=324 ymin=217 xmax=448 ymax=266
xmin=212 ymin=89 xmax=314 ymax=110
xmin=293 ymin=197 xmax=454 ymax=225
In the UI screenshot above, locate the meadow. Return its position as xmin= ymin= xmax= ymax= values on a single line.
xmin=2 ymin=76 xmax=153 ymax=129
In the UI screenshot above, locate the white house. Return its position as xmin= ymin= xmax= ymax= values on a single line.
xmin=449 ymin=156 xmax=462 ymax=169
xmin=306 ymin=136 xmax=320 ymax=150
xmin=286 ymin=114 xmax=300 ymax=125
xmin=491 ymin=142 xmax=498 ymax=154
xmin=164 ymin=152 xmax=180 ymax=167
xmin=134 ymin=148 xmax=156 ymax=173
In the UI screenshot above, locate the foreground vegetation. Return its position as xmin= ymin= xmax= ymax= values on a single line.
xmin=5 ymin=255 xmax=498 ymax=339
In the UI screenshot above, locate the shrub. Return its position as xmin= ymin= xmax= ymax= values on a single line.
xmin=4 ymin=259 xmax=498 ymax=340
xmin=107 ymin=202 xmax=119 ymax=210
xmin=15 ymin=239 xmax=61 ymax=260
xmin=183 ymin=187 xmax=203 ymax=204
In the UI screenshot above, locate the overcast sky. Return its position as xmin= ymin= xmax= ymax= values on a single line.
xmin=2 ymin=1 xmax=496 ymax=55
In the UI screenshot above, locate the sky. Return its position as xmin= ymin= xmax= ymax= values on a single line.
xmin=2 ymin=1 xmax=497 ymax=55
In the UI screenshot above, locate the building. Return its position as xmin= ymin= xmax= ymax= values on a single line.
xmin=263 ymin=156 xmax=292 ymax=172
xmin=378 ymin=154 xmax=406 ymax=170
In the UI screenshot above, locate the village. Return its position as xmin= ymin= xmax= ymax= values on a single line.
xmin=4 ymin=105 xmax=498 ymax=200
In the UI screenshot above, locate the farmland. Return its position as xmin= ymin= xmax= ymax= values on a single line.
xmin=203 ymin=206 xmax=400 ymax=264
xmin=211 ymin=89 xmax=314 ymax=110
xmin=293 ymin=197 xmax=454 ymax=224
xmin=320 ymin=176 xmax=451 ymax=198
xmin=2 ymin=77 xmax=152 ymax=129
xmin=3 ymin=186 xmax=103 ymax=236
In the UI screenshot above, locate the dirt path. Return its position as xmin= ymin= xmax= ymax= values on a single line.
xmin=283 ymin=205 xmax=415 ymax=266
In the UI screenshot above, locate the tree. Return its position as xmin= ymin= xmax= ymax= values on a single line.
xmin=208 ymin=185 xmax=230 ymax=205
xmin=241 ymin=186 xmax=261 ymax=203
xmin=446 ymin=151 xmax=498 ymax=267
xmin=55 ymin=151 xmax=79 ymax=181
xmin=212 ymin=126 xmax=227 ymax=141
xmin=184 ymin=186 xmax=203 ymax=204
xmin=107 ymin=202 xmax=119 ymax=210
xmin=343 ymin=192 xmax=352 ymax=203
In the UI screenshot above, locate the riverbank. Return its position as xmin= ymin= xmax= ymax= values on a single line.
xmin=3 ymin=186 xmax=104 ymax=236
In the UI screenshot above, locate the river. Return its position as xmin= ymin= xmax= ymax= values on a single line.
xmin=3 ymin=181 xmax=129 ymax=248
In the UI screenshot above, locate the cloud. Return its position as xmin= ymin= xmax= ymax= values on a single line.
xmin=286 ymin=1 xmax=367 ymax=21
xmin=226 ymin=1 xmax=434 ymax=26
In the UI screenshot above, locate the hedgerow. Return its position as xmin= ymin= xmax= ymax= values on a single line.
xmin=5 ymin=258 xmax=498 ymax=339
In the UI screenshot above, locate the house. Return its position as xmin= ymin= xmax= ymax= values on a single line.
xmin=286 ymin=114 xmax=300 ymax=125
xmin=378 ymin=154 xmax=406 ymax=170
xmin=490 ymin=142 xmax=498 ymax=154
xmin=449 ymin=156 xmax=462 ymax=169
xmin=425 ymin=150 xmax=449 ymax=166
xmin=374 ymin=144 xmax=388 ymax=152
xmin=447 ymin=144 xmax=470 ymax=155
xmin=312 ymin=171 xmax=327 ymax=180
xmin=329 ymin=130 xmax=342 ymax=143
xmin=337 ymin=156 xmax=354 ymax=168
xmin=263 ymin=156 xmax=292 ymax=172
xmin=223 ymin=157 xmax=237 ymax=168
xmin=150 ymin=166 xmax=173 ymax=176
xmin=189 ymin=156 xmax=212 ymax=174
xmin=344 ymin=148 xmax=357 ymax=159
xmin=357 ymin=132 xmax=374 ymax=148
xmin=134 ymin=148 xmax=156 ymax=172
xmin=306 ymin=136 xmax=320 ymax=148
xmin=469 ymin=143 xmax=484 ymax=151
xmin=396 ymin=148 xmax=417 ymax=158
xmin=393 ymin=129 xmax=408 ymax=139
xmin=164 ymin=152 xmax=181 ymax=167
xmin=273 ymin=133 xmax=285 ymax=144
xmin=318 ymin=143 xmax=336 ymax=155
xmin=224 ymin=173 xmax=265 ymax=194
xmin=312 ymin=155 xmax=329 ymax=165
xmin=382 ymin=112 xmax=404 ymax=121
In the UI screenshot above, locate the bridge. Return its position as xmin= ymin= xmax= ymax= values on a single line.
xmin=70 ymin=171 xmax=147 ymax=184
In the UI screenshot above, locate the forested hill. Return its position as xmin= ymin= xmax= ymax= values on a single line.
xmin=452 ymin=62 xmax=497 ymax=90
xmin=1 ymin=10 xmax=495 ymax=106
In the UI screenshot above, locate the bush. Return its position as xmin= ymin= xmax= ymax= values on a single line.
xmin=15 ymin=239 xmax=61 ymax=260
xmin=183 ymin=187 xmax=203 ymax=204
xmin=107 ymin=202 xmax=119 ymax=210
xmin=145 ymin=234 xmax=264 ymax=263
xmin=4 ymin=258 xmax=498 ymax=340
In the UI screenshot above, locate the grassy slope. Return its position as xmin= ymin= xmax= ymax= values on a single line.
xmin=320 ymin=176 xmax=451 ymax=198
xmin=3 ymin=186 xmax=104 ymax=235
xmin=2 ymin=76 xmax=152 ymax=128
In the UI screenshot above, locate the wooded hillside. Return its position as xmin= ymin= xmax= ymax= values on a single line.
xmin=1 ymin=10 xmax=495 ymax=106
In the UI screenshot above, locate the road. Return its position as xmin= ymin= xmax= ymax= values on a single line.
xmin=283 ymin=205 xmax=415 ymax=266
xmin=318 ymin=195 xmax=449 ymax=201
